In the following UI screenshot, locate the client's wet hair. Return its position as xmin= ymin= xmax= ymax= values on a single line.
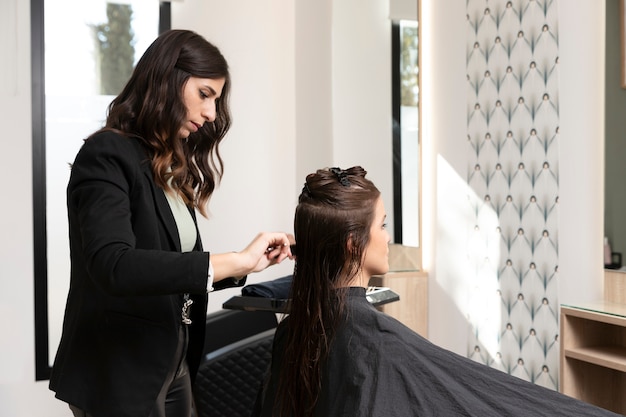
xmin=275 ymin=166 xmax=380 ymax=417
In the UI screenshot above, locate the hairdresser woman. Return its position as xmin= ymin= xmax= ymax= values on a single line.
xmin=49 ymin=30 xmax=293 ymax=417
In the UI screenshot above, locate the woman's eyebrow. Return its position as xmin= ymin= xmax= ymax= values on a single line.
xmin=202 ymin=85 xmax=218 ymax=96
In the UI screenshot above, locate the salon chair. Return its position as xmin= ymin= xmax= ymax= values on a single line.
xmin=193 ymin=309 xmax=278 ymax=417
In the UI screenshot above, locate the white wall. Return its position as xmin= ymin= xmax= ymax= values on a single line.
xmin=172 ymin=0 xmax=394 ymax=311
xmin=331 ymin=0 xmax=393 ymax=220
xmin=0 ymin=0 xmax=606 ymax=415
xmin=556 ymin=1 xmax=606 ymax=306
xmin=171 ymin=0 xmax=300 ymax=311
xmin=419 ymin=0 xmax=472 ymax=354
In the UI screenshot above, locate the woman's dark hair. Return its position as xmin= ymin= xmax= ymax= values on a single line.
xmin=97 ymin=29 xmax=231 ymax=216
xmin=275 ymin=166 xmax=381 ymax=417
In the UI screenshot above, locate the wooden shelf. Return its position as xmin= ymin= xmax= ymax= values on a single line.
xmin=564 ymin=346 xmax=626 ymax=372
xmin=560 ymin=305 xmax=626 ymax=414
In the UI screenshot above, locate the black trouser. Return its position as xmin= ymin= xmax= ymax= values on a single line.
xmin=70 ymin=326 xmax=192 ymax=417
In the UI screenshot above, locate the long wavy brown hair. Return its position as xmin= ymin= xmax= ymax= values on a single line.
xmin=91 ymin=29 xmax=231 ymax=216
xmin=275 ymin=166 xmax=380 ymax=417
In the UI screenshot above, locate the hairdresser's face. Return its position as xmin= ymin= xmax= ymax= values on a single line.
xmin=178 ymin=76 xmax=226 ymax=139
xmin=362 ymin=197 xmax=390 ymax=278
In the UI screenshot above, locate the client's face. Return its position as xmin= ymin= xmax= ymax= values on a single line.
xmin=362 ymin=197 xmax=390 ymax=277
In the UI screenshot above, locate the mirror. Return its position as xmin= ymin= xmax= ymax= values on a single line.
xmin=393 ymin=19 xmax=420 ymax=248
xmin=605 ymin=0 xmax=626 ymax=270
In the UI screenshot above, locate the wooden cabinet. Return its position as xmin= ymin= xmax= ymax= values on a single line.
xmin=369 ymin=270 xmax=428 ymax=337
xmin=560 ymin=303 xmax=626 ymax=414
xmin=605 ymin=269 xmax=626 ymax=304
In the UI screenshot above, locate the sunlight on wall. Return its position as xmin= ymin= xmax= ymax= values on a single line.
xmin=436 ymin=155 xmax=502 ymax=359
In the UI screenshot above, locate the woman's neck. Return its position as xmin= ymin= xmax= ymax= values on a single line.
xmin=345 ymin=271 xmax=369 ymax=288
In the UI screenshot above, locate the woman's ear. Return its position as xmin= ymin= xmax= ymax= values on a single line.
xmin=346 ymin=233 xmax=354 ymax=252
xmin=346 ymin=233 xmax=366 ymax=264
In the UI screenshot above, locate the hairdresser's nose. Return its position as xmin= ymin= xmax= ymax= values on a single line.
xmin=202 ymin=100 xmax=217 ymax=123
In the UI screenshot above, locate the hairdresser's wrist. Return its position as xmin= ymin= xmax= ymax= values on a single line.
xmin=210 ymin=252 xmax=250 ymax=282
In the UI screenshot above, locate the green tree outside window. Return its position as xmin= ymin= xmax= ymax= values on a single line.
xmin=91 ymin=3 xmax=135 ymax=95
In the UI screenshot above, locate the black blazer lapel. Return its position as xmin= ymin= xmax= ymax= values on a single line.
xmin=143 ymin=167 xmax=182 ymax=252
xmin=189 ymin=207 xmax=203 ymax=251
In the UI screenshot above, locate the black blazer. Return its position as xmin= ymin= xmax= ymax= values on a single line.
xmin=49 ymin=131 xmax=242 ymax=417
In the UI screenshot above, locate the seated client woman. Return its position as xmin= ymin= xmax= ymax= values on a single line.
xmin=254 ymin=166 xmax=620 ymax=417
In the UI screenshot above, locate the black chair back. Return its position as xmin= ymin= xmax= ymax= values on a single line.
xmin=194 ymin=329 xmax=275 ymax=417
xmin=203 ymin=309 xmax=277 ymax=353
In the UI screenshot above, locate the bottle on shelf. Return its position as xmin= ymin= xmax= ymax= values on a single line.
xmin=605 ymin=237 xmax=613 ymax=267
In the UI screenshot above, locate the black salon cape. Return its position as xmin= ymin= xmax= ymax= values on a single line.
xmin=254 ymin=287 xmax=621 ymax=417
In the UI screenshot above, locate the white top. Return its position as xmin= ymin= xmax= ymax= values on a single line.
xmin=164 ymin=188 xmax=197 ymax=252
xmin=164 ymin=185 xmax=214 ymax=292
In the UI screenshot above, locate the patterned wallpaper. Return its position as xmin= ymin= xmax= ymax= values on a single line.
xmin=465 ymin=0 xmax=560 ymax=390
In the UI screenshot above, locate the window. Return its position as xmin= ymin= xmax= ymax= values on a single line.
xmin=32 ymin=0 xmax=170 ymax=380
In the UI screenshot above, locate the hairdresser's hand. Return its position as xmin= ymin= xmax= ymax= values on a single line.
xmin=242 ymin=232 xmax=294 ymax=273
xmin=211 ymin=232 xmax=294 ymax=282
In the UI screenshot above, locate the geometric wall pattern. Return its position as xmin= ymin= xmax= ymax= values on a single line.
xmin=466 ymin=0 xmax=560 ymax=391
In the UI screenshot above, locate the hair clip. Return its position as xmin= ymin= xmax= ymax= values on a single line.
xmin=330 ymin=167 xmax=351 ymax=187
